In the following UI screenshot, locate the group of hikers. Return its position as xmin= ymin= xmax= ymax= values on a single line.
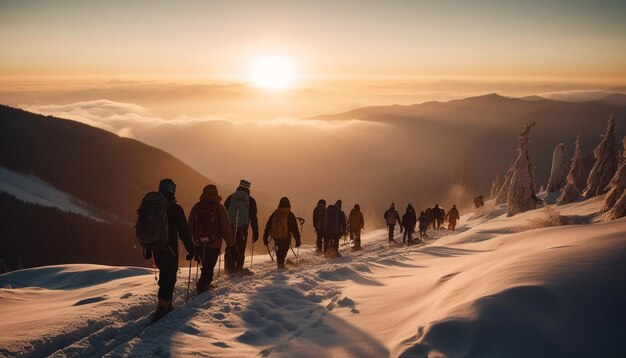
xmin=136 ymin=178 xmax=461 ymax=317
xmin=382 ymin=202 xmax=461 ymax=245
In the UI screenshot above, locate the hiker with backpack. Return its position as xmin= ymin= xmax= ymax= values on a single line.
xmin=446 ymin=204 xmax=460 ymax=231
xmin=384 ymin=203 xmax=402 ymax=243
xmin=433 ymin=204 xmax=445 ymax=229
xmin=136 ymin=179 xmax=195 ymax=317
xmin=313 ymin=199 xmax=327 ymax=254
xmin=188 ymin=184 xmax=237 ymax=293
xmin=402 ymin=204 xmax=417 ymax=245
xmin=425 ymin=207 xmax=434 ymax=230
xmin=224 ymin=179 xmax=259 ymax=276
xmin=324 ymin=200 xmax=347 ymax=257
xmin=348 ymin=204 xmax=364 ymax=251
xmin=418 ymin=211 xmax=428 ymax=238
xmin=263 ymin=197 xmax=301 ymax=269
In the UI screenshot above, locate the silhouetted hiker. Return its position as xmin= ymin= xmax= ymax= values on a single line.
xmin=263 ymin=197 xmax=301 ymax=269
xmin=474 ymin=195 xmax=485 ymax=208
xmin=425 ymin=207 xmax=434 ymax=229
xmin=151 ymin=179 xmax=195 ymax=317
xmin=446 ymin=204 xmax=460 ymax=231
xmin=324 ymin=200 xmax=347 ymax=257
xmin=348 ymin=204 xmax=364 ymax=251
xmin=189 ymin=184 xmax=237 ymax=293
xmin=313 ymin=199 xmax=327 ymax=254
xmin=434 ymin=204 xmax=445 ymax=229
xmin=418 ymin=211 xmax=428 ymax=238
xmin=402 ymin=204 xmax=417 ymax=245
xmin=224 ymin=179 xmax=259 ymax=276
xmin=384 ymin=203 xmax=402 ymax=243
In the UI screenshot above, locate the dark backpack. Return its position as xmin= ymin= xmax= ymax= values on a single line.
xmin=192 ymin=201 xmax=221 ymax=246
xmin=313 ymin=205 xmax=326 ymax=231
xmin=227 ymin=190 xmax=250 ymax=229
xmin=135 ymin=192 xmax=169 ymax=251
xmin=385 ymin=209 xmax=397 ymax=225
xmin=324 ymin=205 xmax=340 ymax=233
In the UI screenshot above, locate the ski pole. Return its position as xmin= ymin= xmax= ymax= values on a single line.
xmin=186 ymin=256 xmax=192 ymax=304
xmin=250 ymin=239 xmax=255 ymax=268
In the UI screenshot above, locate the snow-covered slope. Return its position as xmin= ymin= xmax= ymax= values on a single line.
xmin=1 ymin=197 xmax=625 ymax=357
xmin=0 ymin=166 xmax=102 ymax=220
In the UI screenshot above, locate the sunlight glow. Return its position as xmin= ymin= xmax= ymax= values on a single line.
xmin=250 ymin=56 xmax=296 ymax=90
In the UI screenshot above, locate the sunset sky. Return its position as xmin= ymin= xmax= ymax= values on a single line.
xmin=1 ymin=0 xmax=625 ymax=84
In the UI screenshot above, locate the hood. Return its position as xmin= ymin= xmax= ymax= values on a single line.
xmin=317 ymin=199 xmax=326 ymax=206
xmin=200 ymin=184 xmax=222 ymax=203
xmin=279 ymin=197 xmax=291 ymax=208
xmin=335 ymin=200 xmax=342 ymax=209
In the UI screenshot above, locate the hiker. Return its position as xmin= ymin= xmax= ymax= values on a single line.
xmin=474 ymin=195 xmax=485 ymax=208
xmin=418 ymin=211 xmax=428 ymax=238
xmin=151 ymin=179 xmax=195 ymax=316
xmin=224 ymin=179 xmax=259 ymax=276
xmin=446 ymin=204 xmax=460 ymax=231
xmin=313 ymin=199 xmax=327 ymax=254
xmin=425 ymin=207 xmax=434 ymax=230
xmin=324 ymin=200 xmax=347 ymax=257
xmin=263 ymin=197 xmax=301 ymax=269
xmin=433 ymin=204 xmax=445 ymax=229
xmin=384 ymin=203 xmax=402 ymax=243
xmin=402 ymin=204 xmax=417 ymax=245
xmin=188 ymin=184 xmax=237 ymax=293
xmin=348 ymin=204 xmax=365 ymax=251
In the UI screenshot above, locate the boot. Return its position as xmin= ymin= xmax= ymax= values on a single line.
xmin=156 ymin=299 xmax=172 ymax=317
xmin=196 ymin=280 xmax=214 ymax=294
xmin=277 ymin=262 xmax=285 ymax=269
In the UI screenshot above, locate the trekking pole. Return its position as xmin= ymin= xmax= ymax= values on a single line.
xmin=250 ymin=240 xmax=255 ymax=268
xmin=186 ymin=256 xmax=192 ymax=304
xmin=296 ymin=217 xmax=305 ymax=265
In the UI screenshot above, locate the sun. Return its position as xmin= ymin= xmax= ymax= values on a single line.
xmin=250 ymin=56 xmax=296 ymax=90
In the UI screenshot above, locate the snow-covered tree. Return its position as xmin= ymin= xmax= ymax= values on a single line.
xmin=489 ymin=171 xmax=502 ymax=199
xmin=584 ymin=115 xmax=618 ymax=198
xmin=604 ymin=137 xmax=626 ymax=214
xmin=558 ymin=136 xmax=586 ymax=204
xmin=605 ymin=190 xmax=626 ymax=220
xmin=495 ymin=166 xmax=514 ymax=205
xmin=546 ymin=143 xmax=568 ymax=192
xmin=507 ymin=122 xmax=539 ymax=216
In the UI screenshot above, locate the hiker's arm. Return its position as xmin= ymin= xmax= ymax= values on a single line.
xmin=224 ymin=195 xmax=232 ymax=210
xmin=288 ymin=213 xmax=301 ymax=245
xmin=249 ymin=196 xmax=259 ymax=238
xmin=176 ymin=205 xmax=194 ymax=254
xmin=263 ymin=214 xmax=273 ymax=244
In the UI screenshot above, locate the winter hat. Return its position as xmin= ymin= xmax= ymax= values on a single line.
xmin=239 ymin=179 xmax=251 ymax=189
xmin=158 ymin=178 xmax=176 ymax=194
xmin=336 ymin=200 xmax=342 ymax=208
xmin=391 ymin=203 xmax=395 ymax=209
xmin=279 ymin=197 xmax=291 ymax=208
xmin=354 ymin=204 xmax=360 ymax=210
xmin=318 ymin=199 xmax=326 ymax=206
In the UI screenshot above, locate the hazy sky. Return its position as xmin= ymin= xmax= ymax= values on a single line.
xmin=1 ymin=0 xmax=625 ymax=83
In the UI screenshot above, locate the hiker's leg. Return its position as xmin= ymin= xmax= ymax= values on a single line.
xmin=153 ymin=249 xmax=178 ymax=301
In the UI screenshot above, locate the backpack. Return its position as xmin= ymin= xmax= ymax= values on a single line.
xmin=313 ymin=205 xmax=326 ymax=231
xmin=227 ymin=190 xmax=250 ymax=229
xmin=324 ymin=205 xmax=339 ymax=233
xmin=271 ymin=208 xmax=290 ymax=240
xmin=349 ymin=210 xmax=362 ymax=230
xmin=192 ymin=201 xmax=221 ymax=246
xmin=135 ymin=192 xmax=169 ymax=251
xmin=385 ymin=209 xmax=397 ymax=225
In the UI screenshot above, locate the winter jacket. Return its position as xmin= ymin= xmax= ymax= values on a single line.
xmin=402 ymin=208 xmax=417 ymax=229
xmin=384 ymin=208 xmax=402 ymax=226
xmin=188 ymin=185 xmax=236 ymax=249
xmin=446 ymin=207 xmax=460 ymax=221
xmin=324 ymin=201 xmax=347 ymax=235
xmin=313 ymin=204 xmax=326 ymax=233
xmin=418 ymin=213 xmax=428 ymax=227
xmin=159 ymin=191 xmax=194 ymax=256
xmin=224 ymin=186 xmax=259 ymax=237
xmin=263 ymin=198 xmax=301 ymax=246
xmin=348 ymin=208 xmax=364 ymax=231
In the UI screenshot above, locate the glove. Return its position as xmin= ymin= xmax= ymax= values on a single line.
xmin=185 ymin=252 xmax=195 ymax=261
xmin=263 ymin=235 xmax=269 ymax=246
xmin=295 ymin=239 xmax=301 ymax=248
xmin=252 ymin=233 xmax=259 ymax=243
xmin=194 ymin=253 xmax=202 ymax=262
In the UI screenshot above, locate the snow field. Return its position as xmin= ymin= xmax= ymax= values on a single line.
xmin=1 ymin=196 xmax=626 ymax=357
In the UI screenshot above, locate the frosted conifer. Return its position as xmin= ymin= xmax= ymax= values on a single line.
xmin=507 ymin=122 xmax=539 ymax=216
xmin=546 ymin=143 xmax=568 ymax=192
xmin=584 ymin=115 xmax=618 ymax=198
